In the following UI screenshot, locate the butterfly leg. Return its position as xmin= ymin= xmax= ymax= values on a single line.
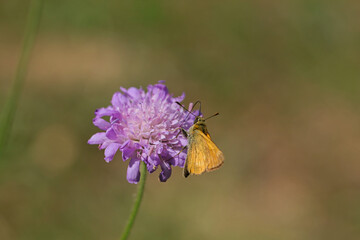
xmin=172 ymin=128 xmax=188 ymax=139
xmin=180 ymin=128 xmax=188 ymax=138
xmin=184 ymin=165 xmax=190 ymax=178
xmin=165 ymin=145 xmax=187 ymax=162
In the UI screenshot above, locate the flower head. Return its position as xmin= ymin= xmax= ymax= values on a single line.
xmin=88 ymin=81 xmax=196 ymax=183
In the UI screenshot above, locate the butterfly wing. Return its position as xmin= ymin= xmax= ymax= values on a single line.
xmin=184 ymin=129 xmax=224 ymax=177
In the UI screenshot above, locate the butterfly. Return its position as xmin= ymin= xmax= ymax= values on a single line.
xmin=176 ymin=101 xmax=224 ymax=177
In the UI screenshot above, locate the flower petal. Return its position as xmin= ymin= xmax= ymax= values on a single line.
xmin=127 ymin=158 xmax=141 ymax=184
xmin=173 ymin=92 xmax=185 ymax=102
xmin=88 ymin=132 xmax=107 ymax=144
xmin=111 ymin=92 xmax=127 ymax=107
xmin=146 ymin=154 xmax=159 ymax=173
xmin=121 ymin=87 xmax=144 ymax=101
xmin=93 ymin=118 xmax=111 ymax=130
xmin=159 ymin=161 xmax=172 ymax=182
xmin=95 ymin=107 xmax=114 ymax=118
xmin=169 ymin=151 xmax=186 ymax=167
xmin=106 ymin=127 xmax=117 ymax=140
xmin=104 ymin=143 xmax=121 ymax=162
xmin=154 ymin=83 xmax=168 ymax=93
xmin=121 ymin=144 xmax=135 ymax=161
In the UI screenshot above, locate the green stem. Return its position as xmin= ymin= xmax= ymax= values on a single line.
xmin=0 ymin=0 xmax=43 ymax=155
xmin=120 ymin=161 xmax=147 ymax=240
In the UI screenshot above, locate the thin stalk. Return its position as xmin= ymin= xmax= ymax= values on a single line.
xmin=120 ymin=161 xmax=147 ymax=240
xmin=0 ymin=0 xmax=43 ymax=155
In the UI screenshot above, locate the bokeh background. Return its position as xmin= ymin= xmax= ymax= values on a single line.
xmin=1 ymin=0 xmax=360 ymax=239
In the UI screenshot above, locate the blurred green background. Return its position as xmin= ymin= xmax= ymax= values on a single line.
xmin=1 ymin=0 xmax=360 ymax=239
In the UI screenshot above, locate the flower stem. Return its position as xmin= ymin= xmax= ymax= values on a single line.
xmin=0 ymin=0 xmax=43 ymax=155
xmin=120 ymin=161 xmax=147 ymax=240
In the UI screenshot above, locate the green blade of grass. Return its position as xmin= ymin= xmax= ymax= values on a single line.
xmin=0 ymin=0 xmax=44 ymax=156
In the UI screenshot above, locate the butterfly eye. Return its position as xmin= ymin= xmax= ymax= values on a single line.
xmin=194 ymin=116 xmax=200 ymax=123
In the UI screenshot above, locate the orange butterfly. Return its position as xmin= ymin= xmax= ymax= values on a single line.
xmin=176 ymin=102 xmax=224 ymax=177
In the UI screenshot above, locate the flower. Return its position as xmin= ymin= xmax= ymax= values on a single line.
xmin=88 ymin=81 xmax=196 ymax=183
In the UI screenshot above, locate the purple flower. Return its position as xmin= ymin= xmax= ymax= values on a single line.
xmin=88 ymin=81 xmax=196 ymax=183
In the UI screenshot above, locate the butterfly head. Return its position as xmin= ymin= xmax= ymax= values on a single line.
xmin=194 ymin=116 xmax=205 ymax=124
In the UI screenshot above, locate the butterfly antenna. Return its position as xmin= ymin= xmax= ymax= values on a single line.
xmin=176 ymin=102 xmax=196 ymax=117
xmin=204 ymin=112 xmax=219 ymax=121
xmin=176 ymin=101 xmax=204 ymax=129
